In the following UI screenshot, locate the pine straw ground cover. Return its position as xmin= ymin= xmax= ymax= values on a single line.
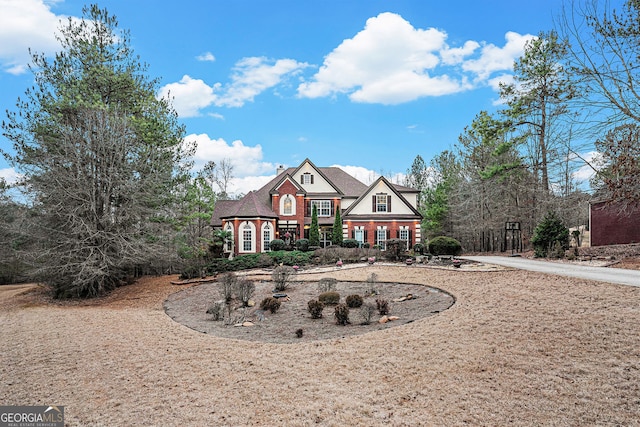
xmin=1 ymin=264 xmax=639 ymax=426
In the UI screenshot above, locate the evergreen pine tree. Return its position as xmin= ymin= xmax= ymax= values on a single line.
xmin=332 ymin=206 xmax=343 ymax=246
xmin=309 ymin=204 xmax=320 ymax=246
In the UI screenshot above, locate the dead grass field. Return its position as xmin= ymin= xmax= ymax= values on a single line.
xmin=1 ymin=264 xmax=639 ymax=426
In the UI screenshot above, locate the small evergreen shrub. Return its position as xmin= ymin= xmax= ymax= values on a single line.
xmin=295 ymin=328 xmax=304 ymax=338
xmin=259 ymin=297 xmax=281 ymax=314
xmin=269 ymin=239 xmax=286 ymax=251
xmin=307 ymin=299 xmax=325 ymax=319
xmin=376 ymin=298 xmax=389 ymax=315
xmin=318 ymin=291 xmax=340 ymax=305
xmin=413 ymin=243 xmax=425 ymax=255
xmin=295 ymin=238 xmax=310 ymax=252
xmin=428 ymin=236 xmax=462 ymax=256
xmin=345 ymin=294 xmax=363 ymax=308
xmin=531 ymin=211 xmax=570 ymax=258
xmin=342 ymin=239 xmax=359 ymax=248
xmin=317 ymin=277 xmax=338 ymax=293
xmin=334 ymin=303 xmax=350 ymax=325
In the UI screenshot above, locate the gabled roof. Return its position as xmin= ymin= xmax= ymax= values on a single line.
xmin=269 ymin=173 xmax=305 ymax=195
xmin=343 ymin=175 xmax=422 ymax=217
xmin=211 ymin=159 xmax=418 ymax=225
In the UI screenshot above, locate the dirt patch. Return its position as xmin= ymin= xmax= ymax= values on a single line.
xmin=164 ymin=274 xmax=454 ymax=344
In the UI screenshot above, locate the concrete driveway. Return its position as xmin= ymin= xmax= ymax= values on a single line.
xmin=461 ymin=256 xmax=640 ymax=287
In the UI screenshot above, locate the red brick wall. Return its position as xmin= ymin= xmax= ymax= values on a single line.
xmin=590 ymin=201 xmax=640 ymax=246
xmin=345 ymin=220 xmax=420 ymax=248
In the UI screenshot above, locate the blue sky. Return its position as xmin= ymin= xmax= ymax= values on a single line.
xmin=0 ymin=0 xmax=565 ymax=196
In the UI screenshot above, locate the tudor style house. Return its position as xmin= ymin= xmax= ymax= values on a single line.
xmin=211 ymin=159 xmax=422 ymax=256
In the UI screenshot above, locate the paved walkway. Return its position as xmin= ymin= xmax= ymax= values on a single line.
xmin=461 ymin=256 xmax=640 ymax=287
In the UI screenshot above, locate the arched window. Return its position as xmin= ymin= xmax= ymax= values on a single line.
xmin=224 ymin=224 xmax=233 ymax=252
xmin=281 ymin=194 xmax=295 ymax=216
xmin=240 ymin=222 xmax=256 ymax=253
xmin=262 ymin=223 xmax=272 ymax=252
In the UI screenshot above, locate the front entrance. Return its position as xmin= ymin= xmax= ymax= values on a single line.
xmin=320 ymin=227 xmax=332 ymax=248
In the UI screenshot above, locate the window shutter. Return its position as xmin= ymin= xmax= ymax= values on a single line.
xmin=364 ymin=230 xmax=368 ymax=243
xmin=409 ymin=230 xmax=412 ymax=243
xmin=372 ymin=196 xmax=376 ymax=212
xmin=396 ymin=230 xmax=399 ymax=238
xmin=300 ymin=175 xmax=304 ymax=184
xmin=386 ymin=230 xmax=390 ymax=239
xmin=311 ymin=175 xmax=314 ymax=184
xmin=374 ymin=230 xmax=378 ymax=245
xmin=331 ymin=200 xmax=335 ymax=213
xmin=387 ymin=195 xmax=392 ymax=212
xmin=351 ymin=229 xmax=355 ymax=238
xmin=305 ymin=200 xmax=310 ymax=216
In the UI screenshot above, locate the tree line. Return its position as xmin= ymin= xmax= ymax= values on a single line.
xmin=405 ymin=0 xmax=640 ymax=252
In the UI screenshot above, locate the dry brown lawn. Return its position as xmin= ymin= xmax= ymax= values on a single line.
xmin=1 ymin=264 xmax=639 ymax=426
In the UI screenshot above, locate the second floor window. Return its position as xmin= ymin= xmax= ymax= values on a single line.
xmin=283 ymin=196 xmax=292 ymax=215
xmin=301 ymin=173 xmax=314 ymax=184
xmin=311 ymin=200 xmax=332 ymax=217
xmin=376 ymin=194 xmax=389 ymax=212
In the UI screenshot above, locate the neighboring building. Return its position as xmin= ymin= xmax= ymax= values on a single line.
xmin=590 ymin=200 xmax=640 ymax=246
xmin=210 ymin=159 xmax=422 ymax=256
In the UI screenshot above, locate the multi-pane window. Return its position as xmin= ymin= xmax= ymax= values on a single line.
xmin=311 ymin=200 xmax=332 ymax=217
xmin=302 ymin=173 xmax=313 ymax=184
xmin=399 ymin=228 xmax=409 ymax=242
xmin=283 ymin=196 xmax=292 ymax=215
xmin=263 ymin=225 xmax=271 ymax=252
xmin=224 ymin=225 xmax=233 ymax=252
xmin=376 ymin=228 xmax=387 ymax=250
xmin=243 ymin=223 xmax=252 ymax=252
xmin=376 ymin=194 xmax=388 ymax=212
xmin=354 ymin=229 xmax=364 ymax=245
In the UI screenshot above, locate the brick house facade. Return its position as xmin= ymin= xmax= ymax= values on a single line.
xmin=211 ymin=159 xmax=422 ymax=255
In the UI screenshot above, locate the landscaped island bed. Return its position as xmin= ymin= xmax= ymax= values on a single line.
xmin=2 ymin=264 xmax=639 ymax=426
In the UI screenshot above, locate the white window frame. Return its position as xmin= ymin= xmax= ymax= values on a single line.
xmin=240 ymin=222 xmax=255 ymax=253
xmin=302 ymin=173 xmax=313 ymax=184
xmin=262 ymin=223 xmax=272 ymax=252
xmin=224 ymin=224 xmax=233 ymax=252
xmin=376 ymin=227 xmax=387 ymax=250
xmin=354 ymin=228 xmax=365 ymax=245
xmin=280 ymin=194 xmax=295 ymax=216
xmin=399 ymin=227 xmax=409 ymax=242
xmin=311 ymin=200 xmax=331 ymax=217
xmin=376 ymin=194 xmax=388 ymax=212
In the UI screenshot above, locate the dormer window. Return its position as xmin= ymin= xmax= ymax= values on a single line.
xmin=301 ymin=173 xmax=314 ymax=185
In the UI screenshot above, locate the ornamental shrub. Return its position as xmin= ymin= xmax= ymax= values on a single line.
xmin=345 ymin=294 xmax=363 ymax=308
xmin=269 ymin=239 xmax=286 ymax=251
xmin=342 ymin=239 xmax=359 ymax=248
xmin=413 ymin=243 xmax=425 ymax=255
xmin=294 ymin=238 xmax=310 ymax=252
xmin=334 ymin=303 xmax=350 ymax=325
xmin=259 ymin=297 xmax=281 ymax=314
xmin=307 ymin=299 xmax=325 ymax=319
xmin=376 ymin=298 xmax=389 ymax=315
xmin=359 ymin=303 xmax=376 ymax=325
xmin=531 ymin=211 xmax=570 ymax=258
xmin=272 ymin=265 xmax=295 ymax=292
xmin=428 ymin=236 xmax=462 ymax=256
xmin=318 ymin=291 xmax=340 ymax=305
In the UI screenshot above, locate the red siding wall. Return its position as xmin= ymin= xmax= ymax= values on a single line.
xmin=590 ymin=201 xmax=640 ymax=246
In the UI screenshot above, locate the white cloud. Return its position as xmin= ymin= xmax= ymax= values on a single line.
xmin=0 ymin=0 xmax=68 ymax=74
xmin=441 ymin=40 xmax=480 ymax=65
xmin=331 ymin=164 xmax=380 ymax=185
xmin=196 ymin=52 xmax=215 ymax=62
xmin=186 ymin=133 xmax=275 ymax=178
xmin=159 ymin=57 xmax=308 ymax=117
xmin=216 ymin=57 xmax=309 ymax=107
xmin=297 ymin=12 xmax=530 ymax=104
xmin=572 ymin=151 xmax=601 ymax=182
xmin=298 ymin=12 xmax=461 ymax=104
xmin=0 ymin=167 xmax=21 ymax=184
xmin=463 ymin=31 xmax=535 ymax=80
xmin=158 ymin=75 xmax=219 ymax=117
